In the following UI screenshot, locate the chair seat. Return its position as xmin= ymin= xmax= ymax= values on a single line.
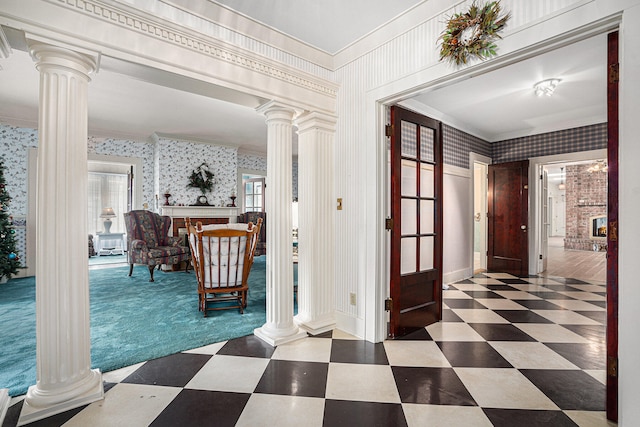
xmin=148 ymin=245 xmax=189 ymax=259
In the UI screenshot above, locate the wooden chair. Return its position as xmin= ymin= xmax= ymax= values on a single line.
xmin=186 ymin=218 xmax=262 ymax=316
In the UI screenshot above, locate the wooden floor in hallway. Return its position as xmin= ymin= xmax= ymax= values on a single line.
xmin=542 ymin=236 xmax=606 ymax=282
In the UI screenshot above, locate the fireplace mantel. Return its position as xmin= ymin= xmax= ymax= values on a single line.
xmin=161 ymin=206 xmax=239 ymax=236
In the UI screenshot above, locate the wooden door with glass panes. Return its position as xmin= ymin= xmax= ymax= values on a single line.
xmin=388 ymin=106 xmax=443 ymax=338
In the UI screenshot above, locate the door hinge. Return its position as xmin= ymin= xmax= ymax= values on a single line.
xmin=385 ymin=124 xmax=393 ymax=137
xmin=608 ymin=356 xmax=618 ymax=377
xmin=540 ymin=174 xmax=543 ymax=180
xmin=385 ymin=217 xmax=393 ymax=230
xmin=609 ymin=63 xmax=619 ymax=84
xmin=384 ymin=298 xmax=392 ymax=311
xmin=539 ymin=254 xmax=543 ymax=260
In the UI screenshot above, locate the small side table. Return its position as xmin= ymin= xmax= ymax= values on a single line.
xmin=96 ymin=232 xmax=126 ymax=256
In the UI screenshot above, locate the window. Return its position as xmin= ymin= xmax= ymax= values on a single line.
xmin=88 ymin=172 xmax=129 ymax=235
xmin=244 ymin=177 xmax=265 ymax=212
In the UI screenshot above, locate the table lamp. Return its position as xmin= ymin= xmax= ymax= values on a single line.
xmin=100 ymin=207 xmax=116 ymax=233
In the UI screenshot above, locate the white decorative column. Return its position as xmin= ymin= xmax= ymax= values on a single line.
xmin=19 ymin=42 xmax=103 ymax=425
xmin=254 ymin=101 xmax=307 ymax=346
xmin=294 ymin=112 xmax=337 ymax=334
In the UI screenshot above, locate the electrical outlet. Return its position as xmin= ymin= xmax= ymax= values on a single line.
xmin=349 ymin=292 xmax=356 ymax=305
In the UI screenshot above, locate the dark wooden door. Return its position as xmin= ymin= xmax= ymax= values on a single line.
xmin=487 ymin=160 xmax=529 ymax=276
xmin=388 ymin=106 xmax=443 ymax=338
xmin=606 ymin=30 xmax=619 ymax=422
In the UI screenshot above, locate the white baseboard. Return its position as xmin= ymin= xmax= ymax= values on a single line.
xmin=334 ymin=310 xmax=364 ymax=339
xmin=444 ymin=267 xmax=473 ymax=285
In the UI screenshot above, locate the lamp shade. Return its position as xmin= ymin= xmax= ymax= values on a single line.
xmin=100 ymin=207 xmax=116 ymax=218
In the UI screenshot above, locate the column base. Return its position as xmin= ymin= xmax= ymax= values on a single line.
xmin=0 ymin=389 xmax=9 ymax=426
xmin=254 ymin=326 xmax=307 ymax=347
xmin=18 ymin=369 xmax=103 ymax=426
xmin=294 ymin=314 xmax=336 ymax=336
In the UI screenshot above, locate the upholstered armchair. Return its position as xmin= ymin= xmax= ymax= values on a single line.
xmin=123 ymin=210 xmax=191 ymax=282
xmin=237 ymin=211 xmax=266 ymax=256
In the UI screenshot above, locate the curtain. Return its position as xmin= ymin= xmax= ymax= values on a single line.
xmin=88 ymin=172 xmax=128 ymax=236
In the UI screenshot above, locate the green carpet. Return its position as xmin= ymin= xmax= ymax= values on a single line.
xmin=0 ymin=256 xmax=295 ymax=397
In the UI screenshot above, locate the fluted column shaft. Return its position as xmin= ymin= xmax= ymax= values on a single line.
xmin=19 ymin=42 xmax=103 ymax=425
xmin=254 ymin=101 xmax=307 ymax=346
xmin=294 ymin=112 xmax=337 ymax=334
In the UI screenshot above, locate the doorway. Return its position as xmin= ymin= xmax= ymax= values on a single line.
xmin=471 ymin=155 xmax=490 ymax=274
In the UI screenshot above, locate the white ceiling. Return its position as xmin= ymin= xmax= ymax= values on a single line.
xmin=0 ymin=2 xmax=607 ymax=154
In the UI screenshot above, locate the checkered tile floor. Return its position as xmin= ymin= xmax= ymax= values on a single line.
xmin=5 ymin=273 xmax=613 ymax=427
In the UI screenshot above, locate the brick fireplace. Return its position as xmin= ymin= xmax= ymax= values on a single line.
xmin=564 ymin=163 xmax=607 ymax=251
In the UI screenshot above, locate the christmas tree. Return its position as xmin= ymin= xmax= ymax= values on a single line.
xmin=0 ymin=158 xmax=20 ymax=282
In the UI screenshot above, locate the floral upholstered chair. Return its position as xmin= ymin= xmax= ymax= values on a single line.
xmin=123 ymin=210 xmax=191 ymax=282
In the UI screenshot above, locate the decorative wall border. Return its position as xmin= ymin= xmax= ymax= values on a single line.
xmin=51 ymin=0 xmax=338 ymax=98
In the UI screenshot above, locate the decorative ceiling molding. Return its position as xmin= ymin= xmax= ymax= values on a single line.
xmin=51 ymin=0 xmax=338 ymax=99
xmin=0 ymin=26 xmax=11 ymax=58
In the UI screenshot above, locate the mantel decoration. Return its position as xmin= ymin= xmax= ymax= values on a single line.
xmin=438 ymin=1 xmax=511 ymax=66
xmin=187 ymin=162 xmax=216 ymax=206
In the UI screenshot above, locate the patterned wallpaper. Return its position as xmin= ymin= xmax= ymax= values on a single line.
xmin=491 ymin=123 xmax=607 ymax=164
xmin=156 ymin=137 xmax=238 ymax=208
xmin=237 ymin=152 xmax=299 ymax=201
xmin=443 ymin=125 xmax=491 ymax=169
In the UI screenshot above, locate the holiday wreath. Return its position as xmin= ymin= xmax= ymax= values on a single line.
xmin=187 ymin=162 xmax=215 ymax=194
xmin=438 ymin=1 xmax=510 ymax=66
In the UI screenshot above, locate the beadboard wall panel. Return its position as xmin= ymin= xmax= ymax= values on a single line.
xmin=332 ymin=0 xmax=586 ymax=330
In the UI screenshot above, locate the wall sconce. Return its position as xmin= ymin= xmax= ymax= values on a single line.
xmin=534 ymin=78 xmax=561 ymax=97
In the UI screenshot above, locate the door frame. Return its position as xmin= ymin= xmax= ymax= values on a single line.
xmin=367 ymin=18 xmax=622 ymax=344
xmin=528 ymin=149 xmax=606 ymax=275
xmin=470 ymin=153 xmax=491 ymax=274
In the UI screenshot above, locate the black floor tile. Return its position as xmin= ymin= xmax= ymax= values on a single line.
xmin=396 ymin=327 xmax=433 ymax=340
xmin=482 ymin=408 xmax=578 ymax=427
xmin=562 ymin=324 xmax=606 ymax=343
xmin=254 ymin=360 xmax=328 ymax=398
xmin=13 ymin=404 xmax=88 ymax=427
xmin=122 ymin=353 xmax=211 ymax=387
xmin=498 ymin=278 xmax=532 ymax=285
xmin=322 ymin=399 xmax=407 ymax=427
xmin=528 ymin=291 xmax=574 ymax=299
xmin=544 ymin=343 xmax=606 ymax=369
xmin=575 ymin=310 xmax=606 ymax=323
xmin=330 ymin=340 xmax=388 ymax=365
xmin=485 ymin=284 xmax=518 ymax=291
xmin=150 ymin=389 xmax=250 ymax=427
xmin=543 ymin=284 xmax=586 ymax=292
xmin=442 ymin=309 xmax=463 ymax=322
xmin=509 ymin=300 xmax=565 ymax=310
xmin=468 ymin=323 xmax=537 ymax=341
xmin=494 ymin=310 xmax=553 ymax=323
xmin=443 ymin=298 xmax=487 ymax=309
xmin=437 ymin=342 xmax=512 ymax=368
xmin=310 ymin=330 xmax=333 ymax=339
xmin=216 ymin=334 xmax=276 ymax=359
xmin=584 ymin=300 xmax=607 ymax=309
xmin=463 ymin=290 xmax=504 ymax=299
xmin=454 ymin=279 xmax=476 ymax=285
xmin=520 ymin=369 xmax=605 ymax=410
xmin=392 ymin=366 xmax=476 ymax=406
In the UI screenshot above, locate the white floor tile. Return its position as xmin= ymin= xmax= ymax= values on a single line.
xmin=403 ymin=404 xmax=493 ymax=427
xmin=102 ymin=362 xmax=146 ymax=383
xmin=509 ymin=284 xmax=555 ymax=292
xmin=494 ymin=290 xmax=542 ymax=300
xmin=326 ymin=363 xmax=400 ymax=403
xmin=383 ymin=340 xmax=451 ymax=367
xmin=443 ymin=289 xmax=473 ymax=299
xmin=453 ymin=282 xmax=491 ymax=290
xmin=183 ymin=341 xmax=227 ymax=355
xmin=185 ymin=355 xmax=269 ymax=393
xmin=564 ymin=410 xmax=617 ymax=427
xmin=64 ymin=383 xmax=181 ymax=427
xmin=584 ymin=370 xmax=607 ymax=385
xmin=556 ymin=291 xmax=606 ymax=301
xmin=547 ymin=299 xmax=606 ymax=311
xmin=451 ymin=309 xmax=509 ymax=324
xmin=475 ymin=298 xmax=528 ymax=310
xmin=331 ymin=329 xmax=361 ymax=340
xmin=532 ymin=309 xmax=601 ymax=325
xmin=235 ymin=394 xmax=325 ymax=427
xmin=488 ymin=342 xmax=579 ymax=369
xmin=482 ymin=273 xmax=518 ymax=279
xmin=271 ymin=337 xmax=332 ymax=363
xmin=426 ymin=323 xmax=486 ymax=342
xmin=454 ymin=368 xmax=559 ymax=410
xmin=567 ymin=284 xmax=607 ymax=293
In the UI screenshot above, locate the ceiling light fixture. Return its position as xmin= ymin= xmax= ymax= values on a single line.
xmin=558 ymin=167 xmax=566 ymax=190
xmin=534 ymin=78 xmax=561 ymax=97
